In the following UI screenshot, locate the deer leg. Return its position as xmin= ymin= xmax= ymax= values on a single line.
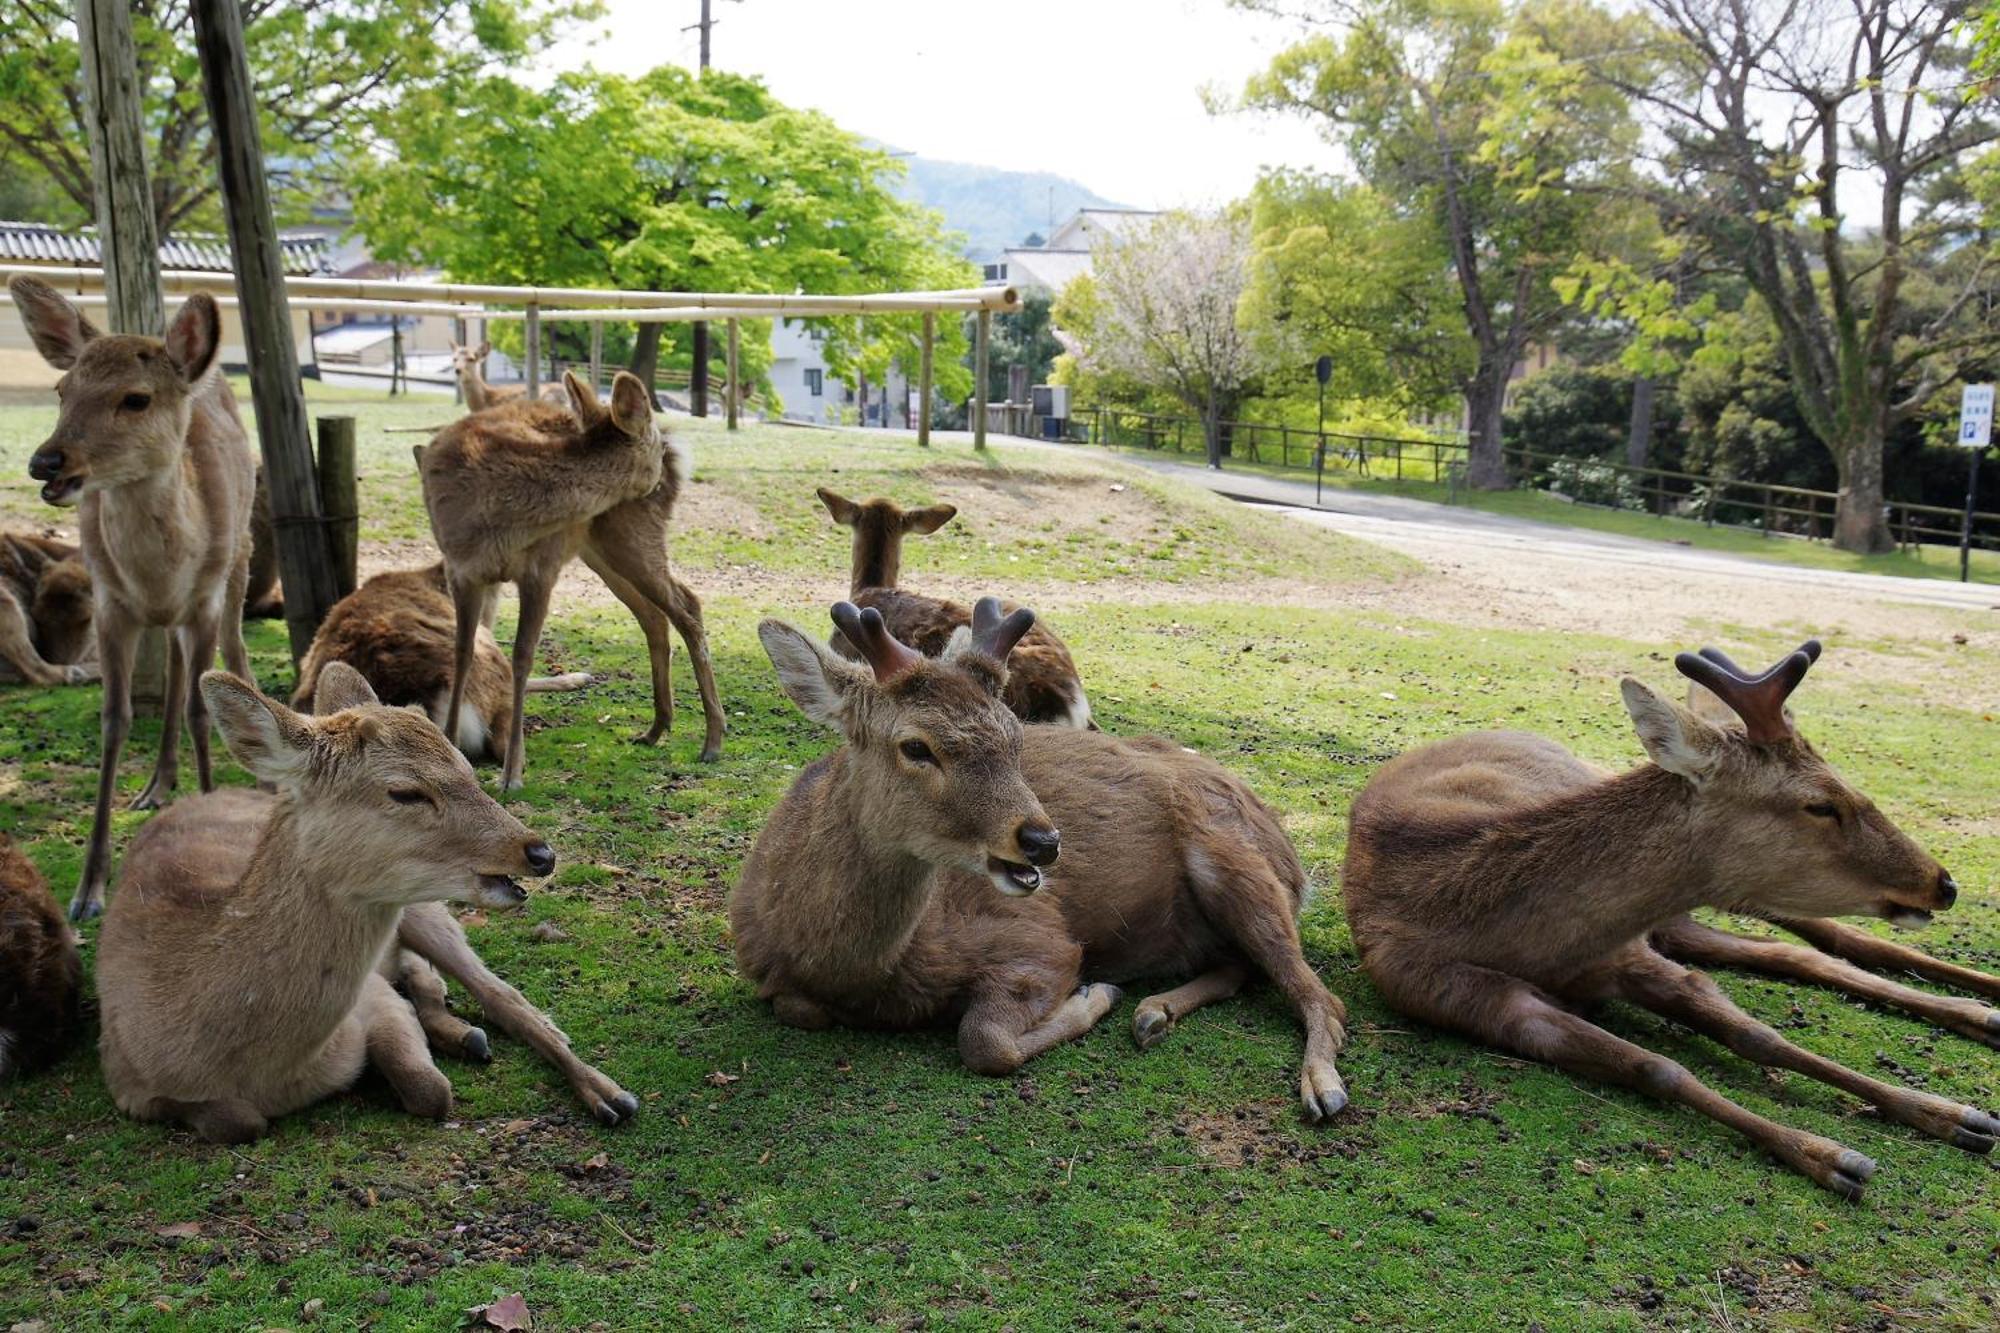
xmin=591 ymin=538 xmax=723 ymax=762
xmin=391 ymin=946 xmax=489 ymax=1062
xmin=131 ymin=632 xmax=186 ymax=811
xmin=959 ymin=981 xmax=1124 ymax=1076
xmin=1653 ymin=916 xmax=2000 ymax=1049
xmin=1132 ymin=963 xmax=1249 ymax=1051
xmin=1773 ymin=916 xmax=2000 ymax=1002
xmin=180 ymin=619 xmax=222 ymax=793
xmin=1405 ymin=960 xmax=1881 ymax=1199
xmin=443 ymin=575 xmax=487 ymax=769
xmin=581 ymin=548 xmax=674 ymax=745
xmin=160 ymin=1096 xmax=269 ymax=1145
xmin=219 ymin=539 xmax=255 ymax=687
xmin=359 ymin=971 xmax=453 ymax=1120
xmin=499 ymin=572 xmax=555 ymax=792
xmin=1615 ymin=948 xmax=1998 ymax=1154
xmin=397 ymin=902 xmax=638 ymax=1125
xmin=0 ymin=589 xmax=71 ymax=685
xmin=770 ymin=993 xmax=834 ymax=1030
xmin=72 ymin=610 xmax=138 ymax=921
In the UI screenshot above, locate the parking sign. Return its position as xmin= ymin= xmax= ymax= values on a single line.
xmin=1959 ymin=384 xmax=1994 ymax=448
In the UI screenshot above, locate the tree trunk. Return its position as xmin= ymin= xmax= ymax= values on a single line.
xmin=1465 ymin=359 xmax=1509 ymax=489
xmin=690 ymin=321 xmax=710 ymax=418
xmin=1832 ymin=435 xmax=1894 ymax=554
xmin=1626 ymin=376 xmax=1655 ymax=470
xmin=628 ymin=323 xmax=663 ymax=407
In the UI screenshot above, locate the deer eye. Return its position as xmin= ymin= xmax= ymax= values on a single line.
xmin=388 ymin=787 xmax=432 ymax=807
xmin=898 ymin=739 xmax=936 ymax=766
xmin=120 ymin=392 xmax=151 ymax=412
xmin=1804 ymin=801 xmax=1842 ymax=823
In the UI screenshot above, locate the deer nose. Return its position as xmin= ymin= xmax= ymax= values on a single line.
xmin=1937 ymin=869 xmax=1958 ymax=909
xmin=27 ymin=448 xmax=62 ymax=481
xmin=1017 ymin=824 xmax=1061 ymax=867
xmin=523 ymin=840 xmax=556 ymax=877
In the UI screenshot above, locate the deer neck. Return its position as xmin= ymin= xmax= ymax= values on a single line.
xmin=798 ymin=751 xmax=942 ymax=978
xmin=1504 ymin=764 xmax=1714 ymax=937
xmin=457 ymin=368 xmax=486 ymax=410
xmin=850 ymin=528 xmax=901 ymax=596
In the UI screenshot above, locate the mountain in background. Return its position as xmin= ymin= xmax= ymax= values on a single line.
xmin=887 ymin=153 xmax=1131 ymax=260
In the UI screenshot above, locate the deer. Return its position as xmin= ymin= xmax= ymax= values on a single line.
xmin=1341 ymin=641 xmax=1993 ymax=1200
xmin=94 ymin=663 xmax=640 ymax=1143
xmin=817 ymin=487 xmax=1094 ymax=729
xmin=11 ymin=275 xmax=259 ymax=922
xmin=449 ymin=340 xmax=566 ymax=410
xmin=291 ymin=561 xmax=592 ymax=761
xmin=417 ymin=371 xmax=724 ymax=788
xmin=0 ymin=529 xmax=94 ymax=685
xmin=732 ymin=599 xmax=1349 ymax=1120
xmin=0 ymin=833 xmax=82 ymax=1081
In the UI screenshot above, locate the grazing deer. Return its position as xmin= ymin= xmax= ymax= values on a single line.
xmin=449 ymin=340 xmax=565 ymax=410
xmin=11 ymin=276 xmax=258 ymax=922
xmin=0 ymin=834 xmax=82 ymax=1080
xmin=418 ymin=371 xmax=723 ymax=788
xmin=95 ymin=664 xmax=639 ymax=1142
xmin=733 ymin=600 xmax=1348 ymax=1119
xmin=291 ymin=562 xmax=592 ymax=761
xmin=0 ymin=529 xmax=94 ymax=685
xmin=817 ymin=487 xmax=1093 ymax=729
xmin=1342 ymin=642 xmax=1991 ymax=1199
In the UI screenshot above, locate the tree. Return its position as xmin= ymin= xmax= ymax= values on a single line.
xmin=0 ymin=0 xmax=591 ymax=235
xmin=1234 ymin=0 xmax=1642 ymax=487
xmin=348 ymin=65 xmax=975 ymax=400
xmin=968 ymin=294 xmax=1064 ymax=404
xmin=1058 ymin=211 xmax=1271 ymax=469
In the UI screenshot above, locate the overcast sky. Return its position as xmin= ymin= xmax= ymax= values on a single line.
xmin=541 ymin=0 xmax=1348 ymax=208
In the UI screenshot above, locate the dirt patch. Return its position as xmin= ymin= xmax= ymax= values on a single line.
xmin=1177 ymin=1100 xmax=1370 ymax=1168
xmin=919 ymin=461 xmax=1177 ymax=550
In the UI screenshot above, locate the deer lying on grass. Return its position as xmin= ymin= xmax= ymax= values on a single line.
xmin=817 ymin=487 xmax=1093 ymax=729
xmin=292 ymin=562 xmax=592 ymax=761
xmin=0 ymin=834 xmax=82 ymax=1080
xmin=449 ymin=341 xmax=566 ymax=410
xmin=418 ymin=371 xmax=723 ymax=787
xmin=1343 ymin=642 xmax=1992 ymax=1199
xmin=95 ymin=664 xmax=639 ymax=1142
xmin=11 ymin=276 xmax=258 ymax=922
xmin=0 ymin=529 xmax=94 ymax=685
xmin=733 ymin=599 xmax=1348 ymax=1118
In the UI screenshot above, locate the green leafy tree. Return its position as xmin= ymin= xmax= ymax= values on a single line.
xmin=968 ymin=294 xmax=1064 ymax=404
xmin=0 ymin=0 xmax=592 ymax=234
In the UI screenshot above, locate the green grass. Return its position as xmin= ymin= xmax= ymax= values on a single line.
xmin=2 ymin=388 xmax=1998 ymax=1329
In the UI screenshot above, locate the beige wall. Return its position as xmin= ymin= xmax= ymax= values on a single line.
xmin=0 ymin=300 xmax=317 ymax=380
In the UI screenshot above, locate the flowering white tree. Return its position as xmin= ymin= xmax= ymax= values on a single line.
xmin=1074 ymin=212 xmax=1273 ymax=469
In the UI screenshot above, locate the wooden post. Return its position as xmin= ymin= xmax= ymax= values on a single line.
xmin=973 ymin=308 xmax=990 ymax=450
xmin=523 ymin=303 xmax=541 ymax=398
xmin=315 ymin=416 xmax=358 ymax=600
xmin=75 ymin=0 xmax=169 ymax=708
xmin=190 ymin=0 xmax=342 ymax=663
xmin=917 ymin=311 xmax=935 ymax=446
xmin=451 ymin=316 xmax=466 ymax=404
xmin=691 ymin=321 xmax=710 ymax=417
xmin=589 ymin=321 xmax=603 ymax=392
xmin=725 ymin=318 xmax=740 ymax=431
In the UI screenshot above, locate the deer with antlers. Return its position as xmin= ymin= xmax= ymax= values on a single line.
xmin=1343 ymin=641 xmax=1991 ymax=1199
xmin=733 ymin=599 xmax=1348 ymax=1119
xmin=817 ymin=487 xmax=1093 ymax=729
xmin=10 ymin=276 xmax=258 ymax=922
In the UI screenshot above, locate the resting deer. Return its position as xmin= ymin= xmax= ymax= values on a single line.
xmin=0 ymin=529 xmax=94 ymax=685
xmin=291 ymin=562 xmax=592 ymax=761
xmin=1343 ymin=642 xmax=1991 ymax=1199
xmin=732 ymin=600 xmax=1348 ymax=1119
xmin=95 ymin=664 xmax=640 ymax=1142
xmin=449 ymin=340 xmax=565 ymax=410
xmin=418 ymin=371 xmax=723 ymax=788
xmin=817 ymin=487 xmax=1093 ymax=729
xmin=11 ymin=276 xmax=258 ymax=922
xmin=0 ymin=833 xmax=82 ymax=1080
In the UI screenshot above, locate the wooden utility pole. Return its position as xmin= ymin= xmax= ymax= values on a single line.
xmin=685 ymin=0 xmax=717 ymax=418
xmin=190 ymin=0 xmax=342 ymax=663
xmin=917 ymin=311 xmax=934 ymax=446
xmin=75 ymin=0 xmax=168 ymax=708
xmin=973 ymin=308 xmax=991 ymax=450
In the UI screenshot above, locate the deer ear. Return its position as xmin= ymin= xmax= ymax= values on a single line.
xmin=562 ymin=370 xmax=601 ymax=425
xmin=902 ymin=504 xmax=957 ymax=535
xmin=758 ymin=619 xmax=869 ymax=729
xmin=313 ymin=661 xmax=380 ymax=714
xmin=607 ymin=372 xmax=654 ymax=437
xmin=202 ymin=671 xmax=314 ymax=785
xmin=165 ymin=293 xmax=222 ymax=382
xmin=9 ymin=276 xmax=101 ymax=369
xmin=1622 ymin=678 xmax=1723 ymax=785
xmin=816 ymin=487 xmax=859 ymax=527
xmin=476 ymin=340 xmax=491 ymax=359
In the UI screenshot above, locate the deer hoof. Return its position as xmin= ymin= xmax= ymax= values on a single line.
xmin=698 ymin=744 xmax=722 ymax=763
xmin=629 ymin=726 xmax=666 ymax=747
xmin=1955 ymin=1108 xmax=2000 ymax=1154
xmin=461 ymin=1027 xmax=492 ymax=1063
xmin=1825 ymin=1148 xmax=1877 ymax=1201
xmin=1132 ymin=1005 xmax=1174 ymax=1050
xmin=1985 ymin=1012 xmax=2000 ymax=1035
xmin=590 ymin=1096 xmax=628 ymax=1127
xmin=611 ymin=1090 xmax=640 ymax=1120
xmin=67 ymin=890 xmax=103 ymax=923
xmin=1300 ymin=1064 xmax=1348 ymax=1122
xmin=130 ymin=786 xmax=168 ymax=812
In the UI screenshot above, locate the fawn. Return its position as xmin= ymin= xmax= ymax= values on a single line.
xmin=817 ymin=487 xmax=1093 ymax=728
xmin=95 ymin=663 xmax=639 ymax=1142
xmin=0 ymin=834 xmax=82 ymax=1080
xmin=732 ymin=599 xmax=1348 ymax=1119
xmin=11 ymin=276 xmax=258 ymax=921
xmin=0 ymin=529 xmax=94 ymax=685
xmin=292 ymin=562 xmax=592 ymax=761
xmin=1343 ymin=641 xmax=1990 ymax=1199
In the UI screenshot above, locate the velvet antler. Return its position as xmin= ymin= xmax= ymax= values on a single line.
xmin=829 ymin=602 xmax=924 ymax=683
xmin=1674 ymin=640 xmax=1822 ymax=743
xmin=969 ymin=596 xmax=1035 ymax=662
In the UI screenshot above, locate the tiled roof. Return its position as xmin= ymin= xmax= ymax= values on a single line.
xmin=0 ymin=220 xmax=331 ymax=276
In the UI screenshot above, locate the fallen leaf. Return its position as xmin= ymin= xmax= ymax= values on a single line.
xmin=500 ymin=1118 xmax=535 ymax=1136
xmin=155 ymin=1221 xmax=203 ymax=1240
xmin=529 ymin=921 xmax=569 ymax=943
xmin=1572 ymin=1159 xmax=1597 ymax=1176
xmin=704 ymin=1070 xmax=740 ymax=1086
xmin=459 ymin=911 xmax=489 ymax=929
xmin=470 ymin=1292 xmax=532 ymax=1331
xmin=582 ymin=1152 xmax=610 ymax=1174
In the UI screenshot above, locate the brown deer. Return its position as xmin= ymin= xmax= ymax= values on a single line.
xmin=11 ymin=276 xmax=258 ymax=922
xmin=0 ymin=833 xmax=82 ymax=1080
xmin=95 ymin=664 xmax=640 ymax=1142
xmin=418 ymin=371 xmax=723 ymax=788
xmin=0 ymin=529 xmax=94 ymax=685
xmin=732 ymin=600 xmax=1348 ymax=1119
xmin=1342 ymin=641 xmax=1991 ymax=1199
xmin=817 ymin=488 xmax=1094 ymax=729
xmin=449 ymin=340 xmax=565 ymax=409
xmin=291 ymin=562 xmax=592 ymax=761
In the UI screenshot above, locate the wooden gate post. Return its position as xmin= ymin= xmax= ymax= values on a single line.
xmin=315 ymin=416 xmax=358 ymax=600
xmin=973 ymin=308 xmax=991 ymax=451
xmin=917 ymin=311 xmax=935 ymax=447
xmin=523 ymin=303 xmax=541 ymax=398
xmin=725 ymin=318 xmax=740 ymax=431
xmin=589 ymin=321 xmax=603 ymax=392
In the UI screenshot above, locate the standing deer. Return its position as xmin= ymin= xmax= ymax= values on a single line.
xmin=418 ymin=371 xmax=723 ymax=788
xmin=291 ymin=562 xmax=592 ymax=761
xmin=0 ymin=833 xmax=82 ymax=1080
xmin=0 ymin=529 xmax=94 ymax=685
xmin=732 ymin=600 xmax=1348 ymax=1119
xmin=817 ymin=487 xmax=1093 ymax=728
xmin=1342 ymin=642 xmax=1992 ymax=1199
xmin=10 ymin=276 xmax=258 ymax=922
xmin=449 ymin=341 xmax=565 ymax=409
xmin=95 ymin=664 xmax=639 ymax=1142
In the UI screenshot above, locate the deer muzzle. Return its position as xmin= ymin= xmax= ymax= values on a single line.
xmin=27 ymin=445 xmax=82 ymax=505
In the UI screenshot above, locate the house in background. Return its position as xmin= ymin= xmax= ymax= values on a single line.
xmin=982 ymin=207 xmax=1161 ymax=299
xmin=768 ymin=317 xmax=915 ymax=428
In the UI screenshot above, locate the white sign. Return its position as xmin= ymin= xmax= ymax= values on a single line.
xmin=1959 ymin=383 xmax=1994 ymax=449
